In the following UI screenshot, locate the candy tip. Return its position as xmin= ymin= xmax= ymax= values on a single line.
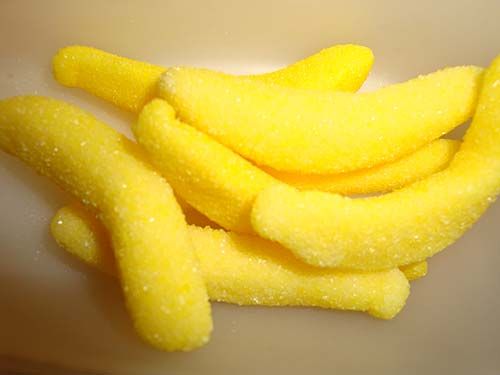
xmin=368 ymin=270 xmax=410 ymax=320
xmin=52 ymin=46 xmax=83 ymax=87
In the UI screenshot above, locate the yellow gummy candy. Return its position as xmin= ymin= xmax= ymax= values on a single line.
xmin=399 ymin=261 xmax=428 ymax=281
xmin=52 ymin=44 xmax=370 ymax=227
xmin=53 ymin=45 xmax=453 ymax=195
xmin=133 ymin=99 xmax=278 ymax=233
xmin=159 ymin=65 xmax=481 ymax=174
xmin=265 ymin=139 xmax=459 ymax=195
xmin=132 ymin=99 xmax=453 ymax=256
xmin=52 ymin=203 xmax=116 ymax=276
xmin=250 ymin=44 xmax=373 ymax=91
xmin=0 ymin=96 xmax=212 ymax=351
xmin=251 ymin=56 xmax=500 ymax=270
xmin=53 ymin=46 xmax=164 ymax=113
xmin=52 ymin=203 xmax=410 ymax=320
xmin=53 ymin=44 xmax=373 ymax=113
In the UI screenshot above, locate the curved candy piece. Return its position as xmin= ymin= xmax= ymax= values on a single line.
xmin=52 ymin=203 xmax=116 ymax=276
xmin=251 ymin=56 xmax=500 ymax=270
xmin=159 ymin=66 xmax=481 ymax=174
xmin=133 ymin=99 xmax=279 ymax=233
xmin=132 ymin=100 xmax=455 ymax=235
xmin=266 ymin=139 xmax=459 ymax=195
xmin=399 ymin=261 xmax=428 ymax=281
xmin=250 ymin=44 xmax=373 ymax=91
xmin=53 ymin=44 xmax=373 ymax=113
xmin=53 ymin=46 xmax=164 ymax=113
xmin=52 ymin=204 xmax=410 ymax=320
xmin=0 ymin=96 xmax=212 ymax=351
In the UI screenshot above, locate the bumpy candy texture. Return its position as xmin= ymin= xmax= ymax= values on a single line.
xmin=266 ymin=139 xmax=459 ymax=194
xmin=159 ymin=65 xmax=481 ymax=174
xmin=0 ymin=96 xmax=212 ymax=351
xmin=251 ymin=56 xmax=500 ymax=270
xmin=57 ymin=97 xmax=429 ymax=279
xmin=54 ymin=45 xmax=460 ymax=198
xmin=53 ymin=46 xmax=165 ymax=113
xmin=133 ymin=99 xmax=278 ymax=233
xmin=52 ymin=204 xmax=410 ymax=320
xmin=52 ymin=203 xmax=116 ymax=276
xmin=122 ymin=99 xmax=427 ymax=277
xmin=53 ymin=44 xmax=373 ymax=113
xmin=251 ymin=44 xmax=373 ymax=91
xmin=5 ymin=41 xmax=495 ymax=349
xmin=133 ymin=100 xmax=456 ymax=235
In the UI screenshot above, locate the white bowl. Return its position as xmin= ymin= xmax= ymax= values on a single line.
xmin=1 ymin=1 xmax=499 ymax=374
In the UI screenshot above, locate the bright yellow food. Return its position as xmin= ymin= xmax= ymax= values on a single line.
xmin=53 ymin=44 xmax=373 ymax=113
xmin=251 ymin=56 xmax=500 ymax=270
xmin=133 ymin=99 xmax=279 ymax=233
xmin=266 ymin=139 xmax=459 ymax=194
xmin=159 ymin=65 xmax=481 ymax=174
xmin=399 ymin=261 xmax=428 ymax=281
xmin=52 ymin=203 xmax=115 ymax=276
xmin=132 ymin=100 xmax=458 ymax=233
xmin=251 ymin=44 xmax=373 ymax=91
xmin=52 ymin=45 xmax=373 ymax=227
xmin=53 ymin=46 xmax=164 ymax=113
xmin=52 ymin=203 xmax=410 ymax=320
xmin=0 ymin=96 xmax=212 ymax=351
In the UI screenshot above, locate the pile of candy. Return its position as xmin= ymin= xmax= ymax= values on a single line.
xmin=0 ymin=45 xmax=498 ymax=351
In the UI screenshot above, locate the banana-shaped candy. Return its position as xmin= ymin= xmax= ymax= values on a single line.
xmin=251 ymin=56 xmax=500 ymax=270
